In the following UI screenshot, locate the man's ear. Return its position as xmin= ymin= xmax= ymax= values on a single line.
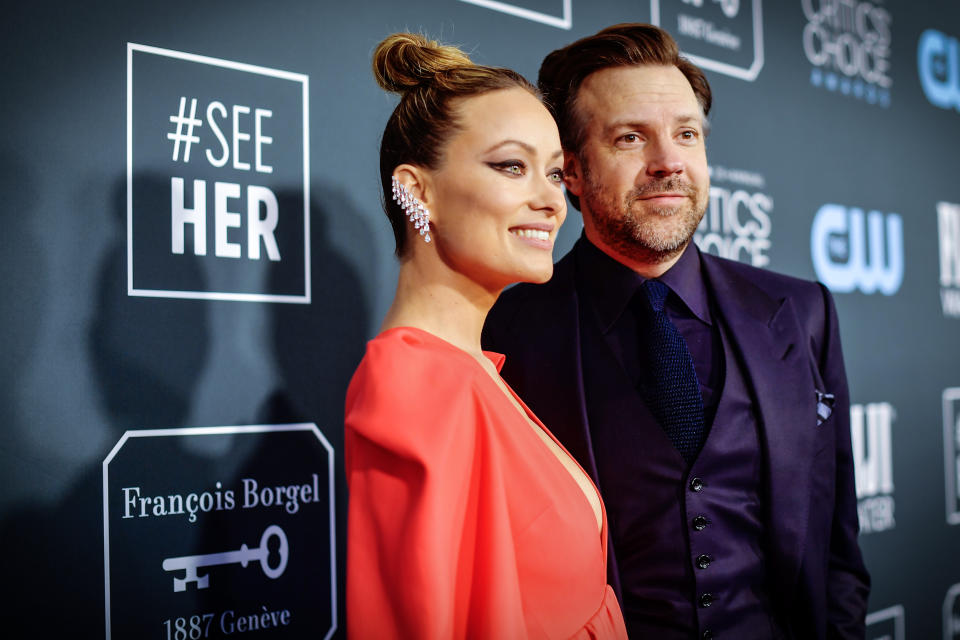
xmin=563 ymin=150 xmax=584 ymax=197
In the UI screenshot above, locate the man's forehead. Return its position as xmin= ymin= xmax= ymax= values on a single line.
xmin=578 ymin=64 xmax=698 ymax=110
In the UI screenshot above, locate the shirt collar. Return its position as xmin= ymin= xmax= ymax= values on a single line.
xmin=575 ymin=233 xmax=712 ymax=333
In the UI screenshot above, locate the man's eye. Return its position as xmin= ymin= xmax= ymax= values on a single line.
xmin=620 ymin=134 xmax=640 ymax=143
xmin=679 ymin=130 xmax=699 ymax=141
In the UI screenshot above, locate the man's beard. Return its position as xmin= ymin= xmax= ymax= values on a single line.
xmin=581 ymin=166 xmax=707 ymax=265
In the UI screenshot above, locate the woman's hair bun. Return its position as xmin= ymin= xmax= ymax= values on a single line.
xmin=373 ymin=33 xmax=474 ymax=94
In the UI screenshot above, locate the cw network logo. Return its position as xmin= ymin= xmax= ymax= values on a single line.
xmin=939 ymin=202 xmax=960 ymax=317
xmin=811 ymin=203 xmax=904 ymax=295
xmin=802 ymin=0 xmax=892 ymax=107
xmin=919 ymin=29 xmax=960 ymax=112
xmin=851 ymin=402 xmax=895 ymax=534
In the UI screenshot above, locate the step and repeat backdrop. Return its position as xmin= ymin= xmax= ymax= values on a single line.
xmin=1 ymin=0 xmax=958 ymax=637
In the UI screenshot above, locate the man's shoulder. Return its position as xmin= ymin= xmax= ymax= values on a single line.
xmin=701 ymin=252 xmax=824 ymax=302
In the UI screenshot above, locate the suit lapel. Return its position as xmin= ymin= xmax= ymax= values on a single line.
xmin=701 ymin=256 xmax=816 ymax=593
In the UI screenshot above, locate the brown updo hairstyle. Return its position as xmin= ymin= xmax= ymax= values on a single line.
xmin=373 ymin=33 xmax=539 ymax=256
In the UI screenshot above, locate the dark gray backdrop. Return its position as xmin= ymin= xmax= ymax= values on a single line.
xmin=2 ymin=1 xmax=958 ymax=638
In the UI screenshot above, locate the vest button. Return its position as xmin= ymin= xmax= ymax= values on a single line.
xmin=699 ymin=593 xmax=714 ymax=608
xmin=690 ymin=477 xmax=705 ymax=492
xmin=702 ymin=631 xmax=714 ymax=640
xmin=696 ymin=554 xmax=712 ymax=569
xmin=692 ymin=515 xmax=709 ymax=531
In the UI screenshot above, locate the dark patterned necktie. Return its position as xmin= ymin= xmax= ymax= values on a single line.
xmin=635 ymin=279 xmax=706 ymax=464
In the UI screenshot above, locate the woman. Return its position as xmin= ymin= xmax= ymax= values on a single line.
xmin=345 ymin=33 xmax=627 ymax=639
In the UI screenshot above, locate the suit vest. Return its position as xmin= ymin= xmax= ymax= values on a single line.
xmin=579 ymin=295 xmax=785 ymax=639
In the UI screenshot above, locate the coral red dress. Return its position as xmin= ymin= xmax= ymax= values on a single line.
xmin=345 ymin=327 xmax=627 ymax=639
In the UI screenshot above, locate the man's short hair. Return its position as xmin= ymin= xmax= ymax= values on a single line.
xmin=538 ymin=23 xmax=713 ymax=155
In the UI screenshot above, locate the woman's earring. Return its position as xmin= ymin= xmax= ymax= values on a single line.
xmin=391 ymin=176 xmax=432 ymax=243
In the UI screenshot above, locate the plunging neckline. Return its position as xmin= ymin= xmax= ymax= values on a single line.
xmin=379 ymin=325 xmax=605 ymax=536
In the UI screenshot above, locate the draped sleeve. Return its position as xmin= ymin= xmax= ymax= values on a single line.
xmin=344 ymin=329 xmax=527 ymax=639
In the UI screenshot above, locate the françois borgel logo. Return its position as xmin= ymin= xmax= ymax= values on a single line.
xmin=944 ymin=388 xmax=960 ymax=525
xmin=918 ymin=29 xmax=960 ymax=112
xmin=651 ymin=0 xmax=764 ymax=81
xmin=801 ymin=0 xmax=892 ymax=107
xmin=851 ymin=402 xmax=896 ymax=534
xmin=103 ymin=424 xmax=336 ymax=639
xmin=127 ymin=44 xmax=310 ymax=303
xmin=695 ymin=165 xmax=772 ymax=267
xmin=811 ymin=203 xmax=903 ymax=295
xmin=939 ymin=202 xmax=960 ymax=317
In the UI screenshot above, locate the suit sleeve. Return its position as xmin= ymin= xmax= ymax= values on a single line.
xmin=344 ymin=339 xmax=526 ymax=639
xmin=816 ymin=284 xmax=871 ymax=638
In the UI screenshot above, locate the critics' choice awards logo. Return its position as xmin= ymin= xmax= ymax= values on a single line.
xmin=811 ymin=203 xmax=903 ymax=295
xmin=695 ymin=165 xmax=772 ymax=267
xmin=802 ymin=0 xmax=892 ymax=107
xmin=651 ymin=0 xmax=765 ymax=81
xmin=127 ymin=44 xmax=309 ymax=303
xmin=865 ymin=605 xmax=905 ymax=640
xmin=939 ymin=202 xmax=960 ymax=318
xmin=851 ymin=402 xmax=895 ymax=534
xmin=102 ymin=424 xmax=337 ymax=640
xmin=919 ymin=29 xmax=960 ymax=112
xmin=944 ymin=388 xmax=960 ymax=525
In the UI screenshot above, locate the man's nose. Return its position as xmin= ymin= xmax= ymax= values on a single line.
xmin=645 ymin=137 xmax=684 ymax=177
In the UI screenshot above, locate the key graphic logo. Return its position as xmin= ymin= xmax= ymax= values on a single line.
xmin=919 ymin=29 xmax=960 ymax=112
xmin=103 ymin=424 xmax=336 ymax=639
xmin=651 ymin=0 xmax=764 ymax=81
xmin=127 ymin=44 xmax=310 ymax=303
xmin=811 ymin=203 xmax=904 ymax=295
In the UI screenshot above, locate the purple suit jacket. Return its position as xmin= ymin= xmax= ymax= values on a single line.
xmin=483 ymin=247 xmax=870 ymax=639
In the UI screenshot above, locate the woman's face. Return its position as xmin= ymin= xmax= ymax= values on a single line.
xmin=424 ymin=87 xmax=566 ymax=291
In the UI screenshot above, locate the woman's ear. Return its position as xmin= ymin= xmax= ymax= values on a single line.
xmin=394 ymin=164 xmax=438 ymax=225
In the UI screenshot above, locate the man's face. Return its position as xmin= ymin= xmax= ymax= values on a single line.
xmin=564 ymin=64 xmax=709 ymax=266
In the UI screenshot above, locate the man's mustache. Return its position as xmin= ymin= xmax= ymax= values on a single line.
xmin=629 ymin=176 xmax=697 ymax=200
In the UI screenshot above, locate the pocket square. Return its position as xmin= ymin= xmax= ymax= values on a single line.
xmin=815 ymin=390 xmax=835 ymax=425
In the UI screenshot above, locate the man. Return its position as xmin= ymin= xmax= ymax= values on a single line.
xmin=483 ymin=24 xmax=869 ymax=639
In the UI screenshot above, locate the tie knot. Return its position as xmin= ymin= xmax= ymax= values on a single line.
xmin=640 ymin=279 xmax=669 ymax=312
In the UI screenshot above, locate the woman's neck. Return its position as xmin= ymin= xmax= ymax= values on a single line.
xmin=380 ymin=258 xmax=499 ymax=357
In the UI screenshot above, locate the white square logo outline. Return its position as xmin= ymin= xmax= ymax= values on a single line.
xmin=944 ymin=387 xmax=960 ymax=524
xmin=457 ymin=0 xmax=572 ymax=30
xmin=126 ymin=43 xmax=311 ymax=304
xmin=651 ymin=0 xmax=765 ymax=81
xmin=102 ymin=423 xmax=337 ymax=640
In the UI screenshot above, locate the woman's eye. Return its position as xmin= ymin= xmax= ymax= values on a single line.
xmin=491 ymin=161 xmax=525 ymax=176
xmin=547 ymin=169 xmax=564 ymax=184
